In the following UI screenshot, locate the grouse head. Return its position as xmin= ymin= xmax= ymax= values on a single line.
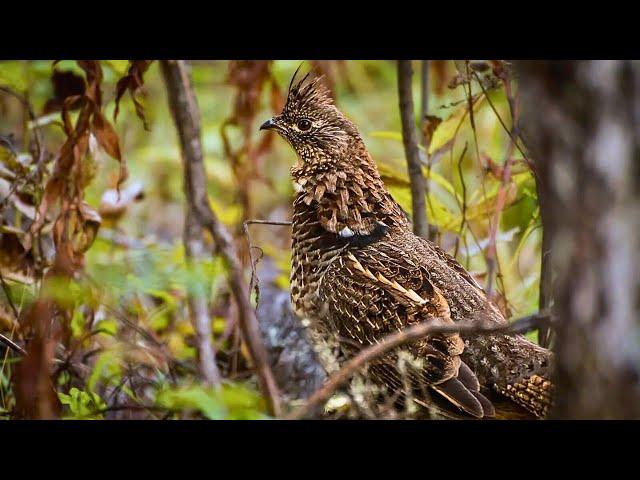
xmin=260 ymin=70 xmax=359 ymax=168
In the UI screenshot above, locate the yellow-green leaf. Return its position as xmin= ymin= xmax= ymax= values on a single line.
xmin=429 ymin=94 xmax=486 ymax=155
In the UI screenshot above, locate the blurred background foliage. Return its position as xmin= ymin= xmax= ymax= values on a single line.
xmin=0 ymin=60 xmax=541 ymax=419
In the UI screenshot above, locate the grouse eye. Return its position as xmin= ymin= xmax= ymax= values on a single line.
xmin=297 ymin=119 xmax=312 ymax=131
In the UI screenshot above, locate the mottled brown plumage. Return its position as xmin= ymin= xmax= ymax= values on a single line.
xmin=260 ymin=72 xmax=554 ymax=418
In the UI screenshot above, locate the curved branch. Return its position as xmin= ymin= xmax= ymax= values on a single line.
xmin=286 ymin=313 xmax=550 ymax=420
xmin=160 ymin=60 xmax=281 ymax=416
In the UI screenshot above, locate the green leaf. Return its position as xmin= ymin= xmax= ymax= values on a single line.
xmin=429 ymin=94 xmax=486 ymax=155
xmin=386 ymin=184 xmax=461 ymax=233
xmin=369 ymin=131 xmax=403 ymax=142
xmin=508 ymin=207 xmax=541 ymax=273
xmin=157 ymin=385 xmax=225 ymax=419
xmin=58 ymin=388 xmax=106 ymax=419
xmin=425 ymin=168 xmax=462 ymax=203
xmin=368 ymin=131 xmax=426 ymax=151
xmin=0 ymin=63 xmax=28 ymax=92
xmin=88 ymin=350 xmax=122 ymax=393
xmin=155 ymin=383 xmax=267 ymax=420
xmin=70 ymin=308 xmax=85 ymax=339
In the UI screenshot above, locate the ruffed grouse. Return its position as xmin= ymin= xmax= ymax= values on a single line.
xmin=260 ymin=72 xmax=554 ymax=419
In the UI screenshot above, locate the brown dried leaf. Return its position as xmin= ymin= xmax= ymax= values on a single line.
xmin=227 ymin=60 xmax=272 ymax=127
xmin=61 ymin=94 xmax=84 ymax=136
xmin=114 ymin=60 xmax=153 ymax=130
xmin=0 ymin=231 xmax=34 ymax=282
xmin=76 ymin=200 xmax=102 ymax=254
xmin=52 ymin=212 xmax=78 ymax=277
xmin=92 ymin=111 xmax=122 ymax=161
xmin=77 ymin=60 xmax=103 ymax=107
xmin=422 ymin=115 xmax=442 ymax=150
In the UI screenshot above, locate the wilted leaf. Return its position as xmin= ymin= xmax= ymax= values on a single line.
xmin=77 ymin=201 xmax=102 ymax=253
xmin=77 ymin=60 xmax=103 ymax=107
xmin=114 ymin=60 xmax=153 ymax=130
xmin=227 ymin=60 xmax=272 ymax=127
xmin=92 ymin=111 xmax=121 ymax=161
xmin=421 ymin=115 xmax=442 ymax=150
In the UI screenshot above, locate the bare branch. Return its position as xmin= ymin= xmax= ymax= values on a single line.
xmin=420 ymin=60 xmax=429 ymax=130
xmin=160 ymin=60 xmax=281 ymax=416
xmin=0 ymin=84 xmax=44 ymax=164
xmin=452 ymin=142 xmax=469 ymax=259
xmin=472 ymin=70 xmax=550 ymax=341
xmin=0 ymin=271 xmax=20 ymax=320
xmin=482 ymin=72 xmax=519 ymax=298
xmin=243 ymin=220 xmax=292 ymax=304
xmin=286 ymin=313 xmax=551 ymax=419
xmin=397 ymin=61 xmax=429 ymax=239
xmin=160 ymin=60 xmax=221 ymax=388
xmin=538 ymin=219 xmax=553 ymax=347
xmin=0 ymin=331 xmax=26 ymax=355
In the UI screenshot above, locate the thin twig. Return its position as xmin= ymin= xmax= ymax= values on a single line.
xmin=286 ymin=312 xmax=551 ymax=420
xmin=471 ymin=72 xmax=530 ymax=166
xmin=0 ymin=85 xmax=47 ymax=214
xmin=161 ymin=61 xmax=223 ymax=388
xmin=243 ymin=220 xmax=292 ymax=305
xmin=442 ymin=87 xmax=486 ymax=262
xmin=452 ymin=142 xmax=469 ymax=259
xmin=484 ymin=74 xmax=520 ymax=297
xmin=538 ymin=221 xmax=553 ymax=347
xmin=0 ymin=85 xmax=44 ymax=164
xmin=397 ymin=61 xmax=429 ymax=239
xmin=0 ymin=272 xmax=20 ymax=320
xmin=243 ymin=220 xmax=293 ymax=227
xmin=0 ymin=332 xmax=26 ymax=355
xmin=160 ymin=60 xmax=281 ymax=416
xmin=420 ymin=60 xmax=430 ymax=131
xmin=476 ymin=69 xmax=551 ymax=343
xmin=419 ymin=60 xmax=435 ymax=241
xmin=464 ymin=61 xmax=482 ymax=164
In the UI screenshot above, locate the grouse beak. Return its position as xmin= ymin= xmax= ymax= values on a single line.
xmin=260 ymin=118 xmax=277 ymax=131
